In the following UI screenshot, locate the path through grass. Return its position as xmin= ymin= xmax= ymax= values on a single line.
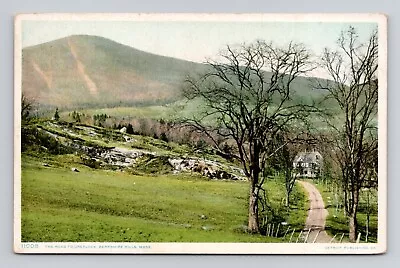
xmin=312 ymin=179 xmax=378 ymax=243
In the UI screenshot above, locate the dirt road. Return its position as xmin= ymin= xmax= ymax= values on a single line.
xmin=298 ymin=180 xmax=332 ymax=243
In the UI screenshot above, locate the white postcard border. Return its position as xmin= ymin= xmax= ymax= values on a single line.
xmin=14 ymin=13 xmax=388 ymax=254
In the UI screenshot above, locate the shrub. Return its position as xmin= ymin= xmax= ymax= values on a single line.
xmin=53 ymin=108 xmax=60 ymax=121
xmin=80 ymin=155 xmax=101 ymax=169
xmin=160 ymin=132 xmax=169 ymax=142
xmin=21 ymin=126 xmax=73 ymax=155
xmin=126 ymin=124 xmax=134 ymax=134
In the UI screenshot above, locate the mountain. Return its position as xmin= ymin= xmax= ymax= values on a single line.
xmin=22 ymin=35 xmax=327 ymax=111
xmin=22 ymin=35 xmax=206 ymax=110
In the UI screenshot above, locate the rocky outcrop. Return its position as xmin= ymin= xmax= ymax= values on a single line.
xmin=76 ymin=145 xmax=152 ymax=168
xmin=168 ymin=158 xmax=246 ymax=181
xmin=37 ymin=122 xmax=246 ymax=181
xmin=100 ymin=147 xmax=154 ymax=167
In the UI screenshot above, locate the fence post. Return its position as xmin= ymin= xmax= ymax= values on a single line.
xmin=304 ymin=228 xmax=312 ymax=243
xmin=289 ymin=228 xmax=296 ymax=243
xmin=339 ymin=233 xmax=345 ymax=243
xmin=356 ymin=233 xmax=361 ymax=243
xmin=313 ymin=230 xmax=321 ymax=243
xmin=271 ymin=224 xmax=275 ymax=237
xmin=296 ymin=230 xmax=303 ymax=243
xmin=275 ymin=223 xmax=281 ymax=237
xmin=330 ymin=234 xmax=338 ymax=243
xmin=283 ymin=226 xmax=291 ymax=239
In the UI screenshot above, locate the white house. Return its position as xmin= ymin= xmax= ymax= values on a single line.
xmin=293 ymin=150 xmax=323 ymax=178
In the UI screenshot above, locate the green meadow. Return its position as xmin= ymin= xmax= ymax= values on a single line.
xmin=21 ymin=155 xmax=308 ymax=242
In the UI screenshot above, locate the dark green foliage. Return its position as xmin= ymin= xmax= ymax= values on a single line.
xmin=37 ymin=125 xmax=84 ymax=142
xmin=195 ymin=139 xmax=207 ymax=150
xmin=80 ymin=155 xmax=101 ymax=169
xmin=21 ymin=94 xmax=35 ymax=124
xmin=70 ymin=111 xmax=82 ymax=123
xmin=21 ymin=125 xmax=37 ymax=153
xmin=21 ymin=125 xmax=73 ymax=155
xmin=126 ymin=123 xmax=134 ymax=134
xmin=215 ymin=143 xmax=235 ymax=161
xmin=53 ymin=108 xmax=60 ymax=121
xmin=132 ymin=155 xmax=174 ymax=175
xmin=221 ymin=143 xmax=233 ymax=155
xmin=160 ymin=132 xmax=168 ymax=142
xmin=93 ymin=113 xmax=108 ymax=126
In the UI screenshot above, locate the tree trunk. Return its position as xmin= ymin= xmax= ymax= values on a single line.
xmin=366 ymin=213 xmax=370 ymax=242
xmin=247 ymin=142 xmax=261 ymax=233
xmin=248 ymin=165 xmax=260 ymax=233
xmin=349 ymin=192 xmax=359 ymax=242
xmin=349 ymin=212 xmax=358 ymax=242
xmin=366 ymin=189 xmax=370 ymax=242
xmin=248 ymin=182 xmax=259 ymax=233
xmin=285 ymin=170 xmax=292 ymax=207
xmin=285 ymin=190 xmax=290 ymax=207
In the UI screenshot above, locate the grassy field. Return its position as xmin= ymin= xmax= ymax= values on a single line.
xmin=20 ymin=118 xmax=309 ymax=243
xmin=21 ymin=154 xmax=307 ymax=242
xmin=312 ymin=180 xmax=378 ymax=243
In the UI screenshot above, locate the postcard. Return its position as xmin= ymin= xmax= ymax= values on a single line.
xmin=14 ymin=13 xmax=387 ymax=254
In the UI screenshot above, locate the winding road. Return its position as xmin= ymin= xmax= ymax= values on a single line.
xmin=298 ymin=180 xmax=332 ymax=243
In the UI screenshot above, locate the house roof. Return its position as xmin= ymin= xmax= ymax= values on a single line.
xmin=293 ymin=151 xmax=323 ymax=165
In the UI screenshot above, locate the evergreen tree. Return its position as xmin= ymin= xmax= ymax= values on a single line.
xmin=160 ymin=132 xmax=168 ymax=142
xmin=53 ymin=108 xmax=60 ymax=121
xmin=126 ymin=124 xmax=134 ymax=134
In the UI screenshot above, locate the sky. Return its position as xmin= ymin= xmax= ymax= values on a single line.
xmin=21 ymin=19 xmax=378 ymax=79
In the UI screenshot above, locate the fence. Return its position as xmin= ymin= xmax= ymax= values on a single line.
xmin=265 ymin=223 xmax=363 ymax=243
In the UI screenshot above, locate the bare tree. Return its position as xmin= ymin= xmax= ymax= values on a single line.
xmin=277 ymin=141 xmax=298 ymax=208
xmin=271 ymin=131 xmax=314 ymax=207
xmin=182 ymin=40 xmax=316 ymax=233
xmin=21 ymin=93 xmax=34 ymax=123
xmin=319 ymin=26 xmax=378 ymax=242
